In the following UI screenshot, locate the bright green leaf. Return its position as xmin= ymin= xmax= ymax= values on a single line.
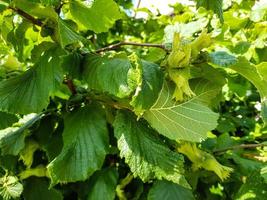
xmin=229 ymin=58 xmax=267 ymax=123
xmin=19 ymin=139 xmax=39 ymax=168
xmin=48 ymin=104 xmax=109 ymax=185
xmin=13 ymin=0 xmax=58 ymax=20
xmin=69 ymin=0 xmax=122 ymax=33
xmin=87 ymin=168 xmax=118 ymax=200
xmin=189 ymin=78 xmax=222 ymax=107
xmin=144 ymin=82 xmax=219 ymax=142
xmin=148 ymin=180 xmax=195 ymax=200
xmin=19 ymin=165 xmax=48 ymax=180
xmin=113 ymin=111 xmax=189 ymax=188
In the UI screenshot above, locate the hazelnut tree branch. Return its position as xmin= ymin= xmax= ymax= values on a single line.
xmin=95 ymin=41 xmax=169 ymax=53
xmin=213 ymin=143 xmax=267 ymax=154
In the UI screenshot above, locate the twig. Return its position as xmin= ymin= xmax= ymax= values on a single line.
xmin=95 ymin=41 xmax=168 ymax=53
xmin=63 ymin=78 xmax=77 ymax=95
xmin=9 ymin=7 xmax=43 ymax=26
xmin=116 ymin=173 xmax=133 ymax=200
xmin=55 ymin=2 xmax=65 ymax=14
xmin=134 ymin=0 xmax=142 ymax=18
xmin=213 ymin=143 xmax=267 ymax=154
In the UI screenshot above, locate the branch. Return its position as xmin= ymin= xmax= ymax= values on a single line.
xmin=9 ymin=7 xmax=43 ymax=26
xmin=213 ymin=143 xmax=267 ymax=154
xmin=134 ymin=0 xmax=142 ymax=18
xmin=63 ymin=78 xmax=77 ymax=95
xmin=95 ymin=41 xmax=169 ymax=53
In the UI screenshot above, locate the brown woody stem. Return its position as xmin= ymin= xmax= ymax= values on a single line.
xmin=95 ymin=41 xmax=168 ymax=53
xmin=64 ymin=78 xmax=77 ymax=95
xmin=9 ymin=7 xmax=43 ymax=26
xmin=213 ymin=143 xmax=267 ymax=154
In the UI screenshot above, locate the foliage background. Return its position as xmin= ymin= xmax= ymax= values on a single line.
xmin=0 ymin=0 xmax=267 ymax=199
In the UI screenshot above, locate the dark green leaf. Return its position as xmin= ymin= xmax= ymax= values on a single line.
xmin=0 ymin=46 xmax=65 ymax=114
xmin=87 ymin=168 xmax=118 ymax=200
xmin=196 ymin=0 xmax=224 ymax=23
xmin=261 ymin=166 xmax=267 ymax=184
xmin=0 ymin=111 xmax=18 ymax=130
xmin=130 ymin=60 xmax=164 ymax=115
xmin=83 ymin=53 xmax=140 ymax=98
xmin=113 ymin=111 xmax=189 ymax=188
xmin=0 ymin=114 xmax=42 ymax=155
xmin=55 ymin=18 xmax=85 ymax=47
xmin=234 ymin=172 xmax=267 ymax=200
xmin=23 ymin=177 xmax=63 ymax=200
xmin=148 ymin=180 xmax=195 ymax=200
xmin=47 ymin=104 xmax=109 ymax=185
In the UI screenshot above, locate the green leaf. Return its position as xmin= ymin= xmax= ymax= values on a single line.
xmin=47 ymin=104 xmax=109 ymax=185
xmin=33 ymin=116 xmax=63 ymax=161
xmin=130 ymin=60 xmax=164 ymax=115
xmin=113 ymin=111 xmax=189 ymax=188
xmin=234 ymin=172 xmax=267 ymax=200
xmin=83 ymin=53 xmax=140 ymax=98
xmin=196 ymin=0 xmax=224 ymax=23
xmin=19 ymin=139 xmax=39 ymax=168
xmin=23 ymin=177 xmax=63 ymax=200
xmin=0 ymin=114 xmax=42 ymax=156
xmin=0 ymin=175 xmax=23 ymax=200
xmin=19 ymin=165 xmax=48 ymax=180
xmin=0 ymin=45 xmax=65 ymax=114
xmin=260 ymin=166 xmax=267 ymax=183
xmin=148 ymin=180 xmax=195 ymax=200
xmin=143 ymin=82 xmax=219 ymax=142
xmin=69 ymin=0 xmax=122 ymax=33
xmin=208 ymin=51 xmax=238 ymax=67
xmin=164 ymin=18 xmax=209 ymax=44
xmin=0 ymin=111 xmax=18 ymax=130
xmin=13 ymin=0 xmax=58 ymax=20
xmin=62 ymin=52 xmax=83 ymax=79
xmin=229 ymin=58 xmax=267 ymax=123
xmin=228 ymin=153 xmax=263 ymax=174
xmin=55 ymin=18 xmax=85 ymax=47
xmin=87 ymin=168 xmax=118 ymax=200
xmin=189 ymin=78 xmax=222 ymax=107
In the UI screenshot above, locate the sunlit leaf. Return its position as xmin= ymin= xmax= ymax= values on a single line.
xmin=113 ymin=111 xmax=190 ymax=188
xmin=144 ymin=82 xmax=219 ymax=142
xmin=69 ymin=0 xmax=122 ymax=33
